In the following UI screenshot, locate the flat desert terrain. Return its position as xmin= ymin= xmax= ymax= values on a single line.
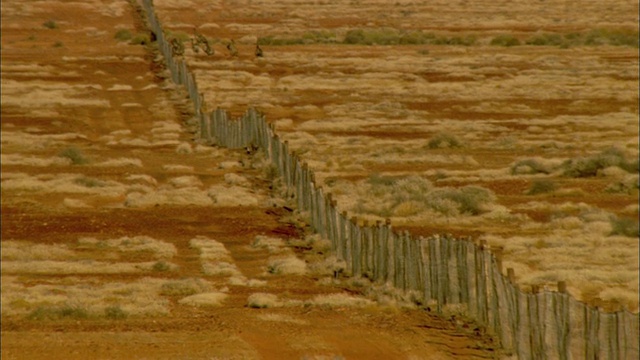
xmin=1 ymin=0 xmax=638 ymax=359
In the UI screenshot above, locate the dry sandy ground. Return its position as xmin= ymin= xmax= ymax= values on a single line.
xmin=152 ymin=0 xmax=639 ymax=312
xmin=1 ymin=0 xmax=500 ymax=359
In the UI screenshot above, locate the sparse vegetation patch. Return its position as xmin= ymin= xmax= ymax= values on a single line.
xmin=43 ymin=20 xmax=58 ymax=29
xmin=58 ymin=146 xmax=89 ymax=165
xmin=562 ymin=147 xmax=638 ymax=178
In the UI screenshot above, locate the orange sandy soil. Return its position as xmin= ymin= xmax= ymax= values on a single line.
xmin=1 ymin=0 xmax=500 ymax=359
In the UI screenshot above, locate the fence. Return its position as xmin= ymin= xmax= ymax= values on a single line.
xmin=139 ymin=0 xmax=639 ymax=358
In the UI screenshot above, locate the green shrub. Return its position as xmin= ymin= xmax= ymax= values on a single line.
xmin=609 ymin=216 xmax=639 ymax=237
xmin=114 ymin=29 xmax=133 ymax=42
xmin=526 ymin=179 xmax=557 ymax=195
xmin=563 ymin=147 xmax=636 ymax=178
xmin=152 ymin=261 xmax=171 ymax=272
xmin=426 ymin=132 xmax=463 ymax=149
xmin=53 ymin=41 xmax=64 ymax=48
xmin=160 ymin=280 xmax=204 ymax=296
xmin=525 ymin=33 xmax=567 ymax=47
xmin=434 ymin=35 xmax=477 ymax=46
xmin=490 ymin=35 xmax=521 ymax=47
xmin=342 ymin=28 xmax=476 ymax=46
xmin=43 ymin=20 xmax=58 ymax=29
xmin=74 ymin=176 xmax=104 ymax=188
xmin=28 ymin=305 xmax=88 ymax=320
xmin=104 ymin=306 xmax=127 ymax=319
xmin=425 ymin=186 xmax=495 ymax=215
xmin=130 ymin=33 xmax=150 ymax=46
xmin=343 ymin=29 xmax=369 ymax=44
xmin=58 ymin=146 xmax=88 ymax=165
xmin=585 ymin=29 xmax=639 ymax=47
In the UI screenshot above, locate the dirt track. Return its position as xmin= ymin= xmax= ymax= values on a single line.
xmin=1 ymin=0 xmax=501 ymax=358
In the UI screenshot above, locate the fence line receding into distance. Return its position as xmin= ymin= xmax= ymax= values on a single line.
xmin=139 ymin=1 xmax=639 ymax=358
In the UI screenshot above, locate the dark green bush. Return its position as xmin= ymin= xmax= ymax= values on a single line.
xmin=28 ymin=305 xmax=88 ymax=320
xmin=490 ymin=35 xmax=521 ymax=47
xmin=114 ymin=29 xmax=133 ymax=42
xmin=426 ymin=132 xmax=463 ymax=149
xmin=563 ymin=148 xmax=636 ymax=178
xmin=526 ymin=33 xmax=566 ymax=47
xmin=426 ymin=186 xmax=495 ymax=215
xmin=526 ymin=179 xmax=557 ymax=195
xmin=105 ymin=306 xmax=128 ymax=319
xmin=609 ymin=216 xmax=639 ymax=237
xmin=58 ymin=146 xmax=88 ymax=165
xmin=43 ymin=20 xmax=58 ymax=29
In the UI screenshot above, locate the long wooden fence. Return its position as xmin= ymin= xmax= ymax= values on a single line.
xmin=139 ymin=1 xmax=639 ymax=358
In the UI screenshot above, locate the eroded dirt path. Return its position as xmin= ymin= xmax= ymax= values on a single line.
xmin=1 ymin=0 xmax=500 ymax=359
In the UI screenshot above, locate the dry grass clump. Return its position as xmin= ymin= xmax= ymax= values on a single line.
xmin=425 ymin=186 xmax=496 ymax=216
xmin=251 ymin=235 xmax=286 ymax=253
xmin=2 ymin=277 xmax=171 ymax=318
xmin=77 ymin=236 xmax=177 ymax=260
xmin=510 ymin=158 xmax=554 ymax=175
xmin=1 ymin=241 xmax=76 ymax=261
xmin=267 ymin=255 xmax=307 ymax=275
xmin=160 ymin=278 xmax=212 ymax=296
xmin=178 ymin=292 xmax=228 ymax=307
xmin=1 ymin=173 xmax=126 ymax=197
xmin=308 ymin=293 xmax=375 ymax=309
xmin=337 ymin=174 xmax=497 ymax=219
xmin=1 ymin=153 xmax=73 ymax=167
xmin=189 ymin=236 xmax=244 ymax=278
xmin=247 ymin=293 xmax=281 ymax=308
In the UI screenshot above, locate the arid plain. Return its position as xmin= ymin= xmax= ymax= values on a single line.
xmin=1 ymin=0 xmax=638 ymax=359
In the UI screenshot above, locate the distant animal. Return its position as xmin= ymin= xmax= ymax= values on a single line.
xmin=255 ymin=44 xmax=263 ymax=57
xmin=226 ymin=39 xmax=238 ymax=57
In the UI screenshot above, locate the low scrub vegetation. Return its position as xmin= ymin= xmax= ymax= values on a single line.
xmin=258 ymin=28 xmax=637 ymax=48
xmin=43 ymin=20 xmax=58 ymax=29
xmin=58 ymin=146 xmax=88 ymax=165
xmin=609 ymin=215 xmax=639 ymax=238
xmin=114 ymin=29 xmax=133 ymax=42
xmin=351 ymin=174 xmax=495 ymax=218
xmin=425 ymin=132 xmax=464 ymax=149
xmin=526 ymin=179 xmax=557 ymax=195
xmin=259 ymin=28 xmax=477 ymax=46
xmin=510 ymin=159 xmax=552 ymax=175
xmin=490 ymin=34 xmax=521 ymax=47
xmin=562 ymin=147 xmax=638 ymax=178
xmin=28 ymin=305 xmax=88 ymax=320
xmin=104 ymin=306 xmax=128 ymax=319
xmin=344 ymin=28 xmax=476 ymax=46
xmin=489 ymin=29 xmax=639 ymax=48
